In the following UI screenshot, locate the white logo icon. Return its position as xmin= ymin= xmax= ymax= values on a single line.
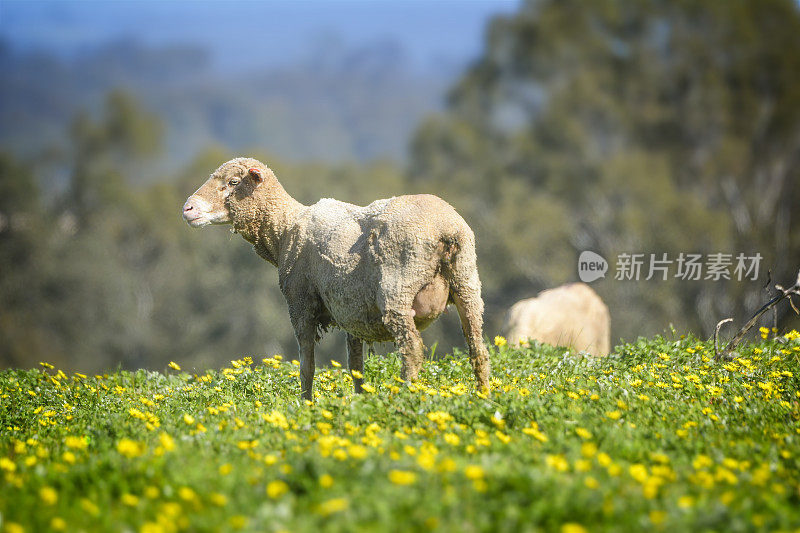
xmin=578 ymin=251 xmax=608 ymax=282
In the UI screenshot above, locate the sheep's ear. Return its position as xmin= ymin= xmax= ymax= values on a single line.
xmin=248 ymin=168 xmax=263 ymax=184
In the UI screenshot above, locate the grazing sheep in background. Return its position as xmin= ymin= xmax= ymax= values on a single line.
xmin=501 ymin=282 xmax=610 ymax=356
xmin=182 ymin=157 xmax=491 ymax=399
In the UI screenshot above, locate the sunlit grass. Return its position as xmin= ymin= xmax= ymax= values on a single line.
xmin=1 ymin=333 xmax=799 ymax=531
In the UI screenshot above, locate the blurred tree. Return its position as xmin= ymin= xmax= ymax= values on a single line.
xmin=410 ymin=0 xmax=800 ymax=342
xmin=0 ymin=92 xmax=413 ymax=372
xmin=0 ymin=152 xmax=52 ymax=367
xmin=67 ymin=90 xmax=162 ymax=225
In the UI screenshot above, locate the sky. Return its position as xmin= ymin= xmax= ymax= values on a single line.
xmin=0 ymin=0 xmax=520 ymax=71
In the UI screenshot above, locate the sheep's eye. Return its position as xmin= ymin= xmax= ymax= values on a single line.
xmin=228 ymin=178 xmax=240 ymax=186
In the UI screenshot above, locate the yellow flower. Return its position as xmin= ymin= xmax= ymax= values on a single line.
xmin=319 ymin=474 xmax=334 ymax=488
xmin=629 ymin=464 xmax=648 ymax=483
xmin=0 ymin=457 xmax=17 ymax=472
xmin=580 ymin=442 xmax=597 ymax=458
xmin=331 ymin=360 xmax=342 ymax=368
xmin=464 ymin=465 xmax=485 ymax=480
xmin=522 ymin=423 xmax=548 ymax=442
xmin=65 ymin=435 xmax=88 ymax=450
xmin=121 ymin=493 xmax=139 ymax=506
xmin=361 ymin=383 xmax=376 ymax=393
xmin=643 ymin=478 xmax=660 ymax=499
xmin=267 ymin=480 xmax=290 ymax=499
xmin=50 ymin=517 xmax=66 ymax=531
xmin=692 ymin=455 xmax=713 ymax=470
xmin=584 ymin=476 xmax=599 ymax=489
xmin=649 ymin=510 xmax=666 ymax=525
xmin=182 ymin=414 xmax=195 ymax=425
xmin=605 ymin=410 xmax=622 ymax=420
xmin=317 ymin=497 xmax=349 ymax=516
xmin=4 ymin=523 xmax=24 ymax=533
xmin=209 ymin=493 xmax=228 ymax=506
xmin=40 ymin=486 xmax=58 ymax=505
xmin=561 ymin=524 xmax=588 ymax=533
xmin=388 ymin=469 xmax=417 ymax=485
xmin=437 ymin=457 xmax=457 ymax=473
xmin=650 ymin=452 xmax=670 ymax=464
xmin=575 ymin=427 xmax=592 ymax=440
xmin=178 ymin=487 xmax=196 ymax=501
xmin=81 ymin=498 xmax=100 ymax=516
xmin=351 ymin=370 xmax=364 ymax=379
xmin=494 ymin=336 xmax=507 ymax=347
xmin=219 ymin=463 xmax=233 ymax=476
xmin=262 ymin=410 xmax=289 ymax=429
xmin=427 ymin=411 xmax=454 ymax=426
xmin=678 ymin=496 xmax=694 ymax=508
xmin=158 ymin=432 xmax=175 ymax=452
xmin=348 ymin=445 xmax=368 ymax=460
xmin=229 ymin=516 xmax=248 ymax=530
xmin=168 ymin=361 xmax=181 ymax=371
xmin=117 ymin=438 xmax=145 ymax=458
xmin=444 ymin=433 xmax=460 ymax=446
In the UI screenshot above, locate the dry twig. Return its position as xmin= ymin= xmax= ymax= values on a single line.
xmin=715 ymin=268 xmax=800 ymax=361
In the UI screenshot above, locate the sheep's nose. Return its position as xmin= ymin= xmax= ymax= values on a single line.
xmin=182 ymin=200 xmax=198 ymax=222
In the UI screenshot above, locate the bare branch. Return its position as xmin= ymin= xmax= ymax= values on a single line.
xmin=714 ymin=318 xmax=734 ymax=360
xmin=715 ymin=268 xmax=800 ymax=361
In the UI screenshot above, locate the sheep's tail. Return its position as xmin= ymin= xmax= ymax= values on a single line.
xmin=438 ymin=225 xmax=477 ymax=304
xmin=438 ymin=223 xmax=474 ymax=270
xmin=439 ymin=224 xmax=491 ymax=390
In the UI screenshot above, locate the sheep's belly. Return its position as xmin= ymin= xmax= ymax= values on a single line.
xmin=325 ymin=276 xmax=450 ymax=342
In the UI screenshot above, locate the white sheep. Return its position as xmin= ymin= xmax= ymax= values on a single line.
xmin=182 ymin=157 xmax=491 ymax=399
xmin=501 ymin=282 xmax=611 ymax=356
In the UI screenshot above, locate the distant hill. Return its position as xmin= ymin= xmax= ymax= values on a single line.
xmin=0 ymin=38 xmax=452 ymax=170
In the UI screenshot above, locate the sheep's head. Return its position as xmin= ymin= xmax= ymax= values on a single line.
xmin=182 ymin=157 xmax=267 ymax=228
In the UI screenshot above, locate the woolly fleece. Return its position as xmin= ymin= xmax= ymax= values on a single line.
xmin=501 ymin=282 xmax=611 ymax=356
xmin=184 ymin=157 xmax=491 ymax=399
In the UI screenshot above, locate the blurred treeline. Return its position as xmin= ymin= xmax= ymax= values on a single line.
xmin=2 ymin=0 xmax=799 ymax=373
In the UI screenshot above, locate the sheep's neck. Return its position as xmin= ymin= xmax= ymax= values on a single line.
xmin=233 ymin=186 xmax=301 ymax=267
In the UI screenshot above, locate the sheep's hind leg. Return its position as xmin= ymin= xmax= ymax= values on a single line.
xmin=448 ymin=268 xmax=492 ymax=392
xmin=346 ymin=333 xmax=364 ymax=393
xmin=382 ymin=309 xmax=424 ymax=382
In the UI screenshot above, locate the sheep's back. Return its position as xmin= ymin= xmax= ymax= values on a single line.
xmin=503 ymin=283 xmax=610 ymax=356
xmin=290 ymin=195 xmax=471 ymax=341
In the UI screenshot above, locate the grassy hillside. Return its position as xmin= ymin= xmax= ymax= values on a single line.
xmin=1 ymin=333 xmax=798 ymax=532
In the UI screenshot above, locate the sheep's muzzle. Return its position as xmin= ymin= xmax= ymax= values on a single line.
xmin=182 ymin=196 xmax=227 ymax=227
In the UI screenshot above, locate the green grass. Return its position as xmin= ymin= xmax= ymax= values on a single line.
xmin=1 ymin=332 xmax=799 ymax=532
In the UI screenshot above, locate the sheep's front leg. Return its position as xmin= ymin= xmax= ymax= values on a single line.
xmin=290 ymin=311 xmax=317 ymax=401
xmin=383 ymin=310 xmax=424 ymax=382
xmin=346 ymin=333 xmax=364 ymax=393
xmin=286 ymin=284 xmax=321 ymax=401
xmin=297 ymin=335 xmax=316 ymax=401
